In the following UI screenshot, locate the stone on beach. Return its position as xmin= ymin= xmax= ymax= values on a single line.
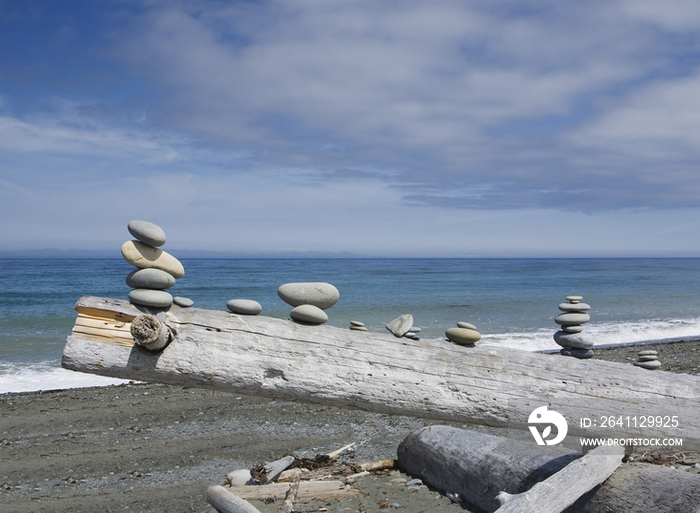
xmin=350 ymin=321 xmax=365 ymax=327
xmin=128 ymin=289 xmax=173 ymax=308
xmin=173 ymin=297 xmax=194 ymax=307
xmin=226 ymin=299 xmax=262 ymax=316
xmin=277 ymin=282 xmax=340 ymax=310
xmin=126 ymin=268 xmax=176 ymax=290
xmin=561 ymin=348 xmax=594 ymax=359
xmin=121 ymin=240 xmax=185 ymax=279
xmin=127 ymin=220 xmax=167 ymax=247
xmin=445 ymin=327 xmax=481 ymax=346
xmin=386 ymin=314 xmax=413 ymax=337
xmin=456 ymin=322 xmax=476 ymax=330
xmin=227 ymin=469 xmax=254 ymax=486
xmin=553 ymin=331 xmax=594 ymax=349
xmin=554 ymin=312 xmax=591 ymax=326
xmin=634 ymin=359 xmax=661 ymax=369
xmin=350 ymin=325 xmax=368 ymax=332
xmin=558 ymin=302 xmax=591 ymax=313
xmin=290 ymin=304 xmax=328 ymax=325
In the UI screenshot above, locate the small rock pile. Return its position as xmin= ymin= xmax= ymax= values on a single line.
xmin=445 ymin=322 xmax=481 ymax=346
xmin=278 ymin=282 xmax=339 ymax=325
xmin=121 ymin=220 xmax=189 ymax=309
xmin=350 ymin=321 xmax=367 ymax=332
xmin=386 ymin=314 xmax=414 ymax=337
xmin=634 ymin=350 xmax=661 ymax=370
xmin=554 ymin=295 xmax=593 ymax=359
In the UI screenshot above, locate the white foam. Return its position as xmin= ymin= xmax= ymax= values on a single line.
xmin=0 ymin=362 xmax=133 ymax=394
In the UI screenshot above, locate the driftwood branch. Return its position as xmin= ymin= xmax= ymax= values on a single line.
xmin=278 ymin=473 xmax=301 ymax=513
xmin=63 ymin=297 xmax=700 ymax=445
xmin=207 ymin=485 xmax=262 ymax=513
xmin=495 ymin=443 xmax=625 ymax=513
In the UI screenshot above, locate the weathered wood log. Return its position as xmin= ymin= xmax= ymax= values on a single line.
xmin=397 ymin=426 xmax=700 ymax=513
xmin=226 ymin=480 xmax=353 ymax=501
xmin=495 ymin=443 xmax=625 ymax=513
xmin=207 ymin=485 xmax=262 ymax=513
xmin=62 ymin=296 xmax=700 ymax=446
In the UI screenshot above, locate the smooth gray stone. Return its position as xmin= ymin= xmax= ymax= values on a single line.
xmin=405 ymin=479 xmax=423 ymax=487
xmin=227 ymin=299 xmax=262 ymax=316
xmin=553 ymin=331 xmax=594 ymax=349
xmin=350 ymin=320 xmax=365 ymax=327
xmin=636 ymin=355 xmax=659 ymax=362
xmin=350 ymin=326 xmax=368 ymax=332
xmin=173 ymin=297 xmax=194 ymax=307
xmin=128 ymin=289 xmax=173 ymax=308
xmin=127 ymin=220 xmax=166 ymax=247
xmin=457 ymin=322 xmax=477 ymax=330
xmin=290 ymin=304 xmax=328 ymax=325
xmin=386 ymin=314 xmax=413 ymax=337
xmin=634 ymin=359 xmax=661 ymax=370
xmin=408 ymin=326 xmax=422 ymax=333
xmin=560 ymin=348 xmax=594 ymax=359
xmin=445 ymin=327 xmax=481 ymax=346
xmin=555 ymin=312 xmax=590 ymax=326
xmin=404 ymin=333 xmax=420 ymax=340
xmin=558 ymin=302 xmax=591 ymax=313
xmin=562 ymin=325 xmax=584 ymax=333
xmin=277 ymin=282 xmax=339 ymax=310
xmin=566 ymin=295 xmax=583 ymax=303
xmin=638 ymin=350 xmax=658 ymax=356
xmin=126 ymin=268 xmax=176 ymax=290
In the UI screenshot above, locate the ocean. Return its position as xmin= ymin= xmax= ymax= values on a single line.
xmin=1 ymin=258 xmax=699 ymax=394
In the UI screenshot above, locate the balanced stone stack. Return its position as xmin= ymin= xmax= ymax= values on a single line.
xmin=554 ymin=295 xmax=593 ymax=359
xmin=445 ymin=322 xmax=481 ymax=346
xmin=278 ymin=282 xmax=339 ymax=325
xmin=121 ymin=220 xmax=186 ymax=309
xmin=385 ymin=314 xmax=423 ymax=340
xmin=350 ymin=321 xmax=367 ymax=332
xmin=634 ymin=350 xmax=661 ymax=370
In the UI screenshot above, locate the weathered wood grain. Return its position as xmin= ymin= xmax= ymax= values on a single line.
xmin=62 ymin=296 xmax=700 ymax=446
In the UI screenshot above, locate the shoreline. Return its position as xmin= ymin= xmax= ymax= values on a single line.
xmin=1 ymin=340 xmax=699 ymax=512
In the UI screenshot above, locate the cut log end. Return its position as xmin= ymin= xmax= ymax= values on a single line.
xmin=130 ymin=314 xmax=172 ymax=350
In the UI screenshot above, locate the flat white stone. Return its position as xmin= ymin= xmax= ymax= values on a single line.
xmin=636 ymin=355 xmax=659 ymax=362
xmin=457 ymin=322 xmax=477 ymax=330
xmin=128 ymin=289 xmax=173 ymax=308
xmin=227 ymin=469 xmax=254 ymax=486
xmin=121 ymin=240 xmax=185 ymax=279
xmin=128 ymin=220 xmax=166 ymax=247
xmin=227 ymin=299 xmax=262 ymax=316
xmin=386 ymin=314 xmax=413 ymax=337
xmin=278 ymin=282 xmax=339 ymax=310
xmin=350 ymin=326 xmax=368 ymax=332
xmin=290 ymin=304 xmax=328 ymax=325
xmin=173 ymin=297 xmax=194 ymax=307
xmin=566 ymin=295 xmax=583 ymax=303
xmin=638 ymin=350 xmax=658 ymax=356
xmin=446 ymin=327 xmax=481 ymax=346
xmin=408 ymin=326 xmax=422 ymax=333
xmin=350 ymin=321 xmax=365 ymax=327
xmin=558 ymin=302 xmax=591 ymax=313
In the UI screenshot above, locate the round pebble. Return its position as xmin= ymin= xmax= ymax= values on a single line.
xmin=350 ymin=320 xmax=365 ymax=327
xmin=457 ymin=322 xmax=477 ymax=330
xmin=126 ymin=268 xmax=176 ymax=290
xmin=278 ymin=282 xmax=339 ymax=310
xmin=128 ymin=289 xmax=173 ymax=308
xmin=227 ymin=299 xmax=262 ymax=316
xmin=173 ymin=297 xmax=194 ymax=307
xmin=560 ymin=348 xmax=594 ymax=359
xmin=638 ymin=350 xmax=658 ymax=356
xmin=636 ymin=355 xmax=659 ymax=362
xmin=558 ymin=302 xmax=591 ymax=313
xmin=290 ymin=304 xmax=328 ymax=325
xmin=445 ymin=327 xmax=481 ymax=346
xmin=562 ymin=325 xmax=584 ymax=333
xmin=350 ymin=326 xmax=368 ymax=332
xmin=128 ymin=220 xmax=167 ymax=247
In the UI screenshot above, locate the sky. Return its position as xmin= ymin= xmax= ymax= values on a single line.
xmin=2 ymin=0 xmax=700 ymax=257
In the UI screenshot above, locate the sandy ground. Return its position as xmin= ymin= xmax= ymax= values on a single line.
xmin=2 ymin=340 xmax=699 ymax=513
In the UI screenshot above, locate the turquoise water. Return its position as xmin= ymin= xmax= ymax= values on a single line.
xmin=1 ymin=258 xmax=699 ymax=393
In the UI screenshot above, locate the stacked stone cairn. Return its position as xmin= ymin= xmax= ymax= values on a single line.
xmin=350 ymin=321 xmax=367 ymax=332
xmin=554 ymin=295 xmax=593 ymax=359
xmin=385 ymin=314 xmax=423 ymax=339
xmin=277 ymin=282 xmax=339 ymax=325
xmin=634 ymin=350 xmax=661 ymax=370
xmin=445 ymin=322 xmax=481 ymax=346
xmin=121 ymin=220 xmax=190 ymax=309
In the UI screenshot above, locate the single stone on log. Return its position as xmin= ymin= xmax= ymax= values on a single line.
xmin=290 ymin=304 xmax=328 ymax=325
xmin=173 ymin=297 xmax=194 ymax=307
xmin=446 ymin=327 xmax=481 ymax=346
xmin=121 ymin=240 xmax=185 ymax=279
xmin=227 ymin=299 xmax=262 ymax=316
xmin=127 ymin=220 xmax=166 ymax=247
xmin=386 ymin=314 xmax=413 ymax=337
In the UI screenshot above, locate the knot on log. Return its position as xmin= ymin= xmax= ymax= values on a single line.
xmin=130 ymin=314 xmax=172 ymax=350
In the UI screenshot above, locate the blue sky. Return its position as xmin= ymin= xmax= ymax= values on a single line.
xmin=2 ymin=0 xmax=700 ymax=257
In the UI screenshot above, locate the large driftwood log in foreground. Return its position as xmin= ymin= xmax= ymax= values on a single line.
xmin=398 ymin=426 xmax=700 ymax=513
xmin=63 ymin=296 xmax=700 ymax=446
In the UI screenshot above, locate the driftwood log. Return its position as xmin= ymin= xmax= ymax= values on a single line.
xmin=397 ymin=426 xmax=700 ymax=513
xmin=63 ymin=296 xmax=700 ymax=446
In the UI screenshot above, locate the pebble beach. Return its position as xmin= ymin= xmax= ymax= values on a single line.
xmin=2 ymin=339 xmax=699 ymax=513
